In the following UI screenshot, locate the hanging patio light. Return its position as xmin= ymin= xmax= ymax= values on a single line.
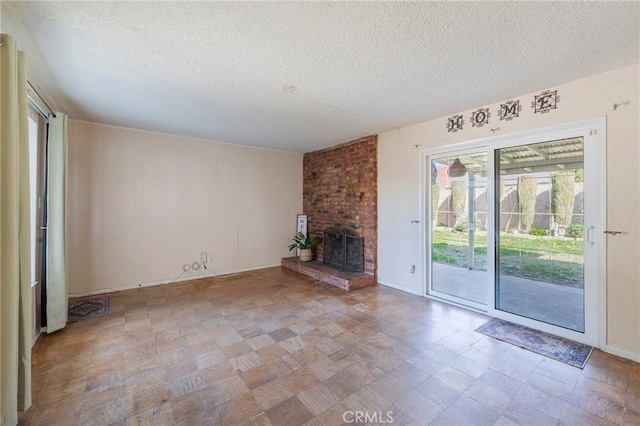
xmin=448 ymin=158 xmax=468 ymax=178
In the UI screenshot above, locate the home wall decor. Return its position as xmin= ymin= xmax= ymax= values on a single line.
xmin=471 ymin=107 xmax=490 ymax=127
xmin=447 ymin=114 xmax=464 ymax=132
xmin=498 ymin=100 xmax=522 ymax=121
xmin=444 ymin=89 xmax=560 ymax=132
xmin=532 ymin=90 xmax=560 ymax=114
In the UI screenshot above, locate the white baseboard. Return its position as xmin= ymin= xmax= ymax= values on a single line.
xmin=604 ymin=345 xmax=640 ymax=362
xmin=377 ymin=279 xmax=422 ymax=296
xmin=68 ymin=263 xmax=281 ymax=298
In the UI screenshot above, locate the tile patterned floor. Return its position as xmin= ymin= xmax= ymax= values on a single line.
xmin=20 ymin=267 xmax=640 ymax=425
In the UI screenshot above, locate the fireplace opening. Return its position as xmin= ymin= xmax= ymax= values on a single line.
xmin=323 ymin=228 xmax=364 ymax=273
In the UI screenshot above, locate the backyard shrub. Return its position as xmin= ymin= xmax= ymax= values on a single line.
xmin=529 ymin=227 xmax=547 ymax=236
xmin=432 ymin=183 xmax=440 ymax=221
xmin=566 ymin=223 xmax=584 ymax=238
xmin=517 ymin=175 xmax=537 ymax=232
xmin=574 ymin=169 xmax=584 ymax=183
xmin=454 ymin=224 xmax=468 ymax=233
xmin=551 ymin=171 xmax=575 ymax=227
xmin=450 ymin=181 xmax=467 ymax=229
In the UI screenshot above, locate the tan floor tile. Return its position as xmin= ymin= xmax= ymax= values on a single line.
xmin=301 ymin=329 xmax=330 ymax=345
xmin=525 ymin=369 xmax=575 ymax=402
xmin=308 ymin=356 xmax=344 ymax=381
xmin=314 ymin=338 xmax=344 ymax=355
xmin=478 ymin=369 xmax=524 ymax=396
xmin=291 ymin=346 xmax=326 ymax=366
xmin=290 ymin=321 xmax=316 ymax=334
xmin=463 ymin=380 xmax=512 ymax=413
xmin=214 ymin=331 xmax=245 ymax=347
xmin=240 ymin=364 xmax=279 ymax=390
xmin=388 ymin=362 xmax=429 ymax=387
xmin=199 ymin=374 xmax=250 ymax=407
xmin=280 ymin=335 xmax=309 ymax=353
xmin=30 ymin=398 xmax=81 ymax=425
xmin=163 ymin=359 xmax=198 ymax=382
xmin=247 ymin=333 xmax=278 ymax=350
xmin=230 ymin=351 xmax=264 ymax=372
xmin=515 ymin=384 xmax=567 ymax=418
xmin=223 ymin=340 xmax=254 ymax=358
xmin=328 ymin=348 xmax=364 ymax=368
xmin=25 ymin=267 xmax=640 ymax=426
xmin=500 ymin=398 xmax=558 ymax=426
xmin=416 ymin=374 xmax=462 ymax=409
xmin=280 ymin=367 xmax=320 ymax=393
xmin=344 ymin=386 xmax=390 ymax=414
xmin=195 ymin=348 xmax=228 ymax=370
xmin=240 ymin=412 xmax=273 ymax=426
xmin=265 ymin=396 xmax=314 ymax=426
xmin=127 ymin=383 xmax=170 ymax=416
xmin=449 ymin=354 xmax=489 ymax=379
xmin=170 ymin=393 xmax=210 ymax=424
xmin=576 ymin=375 xmax=629 ymax=405
xmin=298 ymin=382 xmax=341 ymax=416
xmin=218 ymin=392 xmax=263 ymax=426
xmin=200 ymin=361 xmax=237 ymax=385
xmin=269 ymin=327 xmax=298 ymax=342
xmin=623 ymin=409 xmax=640 ymax=426
xmin=394 ymin=389 xmax=444 ymax=424
xmin=164 ymin=370 xmax=207 ymax=400
xmin=368 ymin=349 xmax=403 ymax=372
xmin=536 ymin=357 xmax=582 ymax=386
xmin=256 ymin=343 xmax=289 ymax=363
xmin=559 ymin=403 xmax=617 ymax=425
xmin=251 ymin=379 xmax=295 ymax=410
xmin=268 ymin=354 xmax=302 ymax=376
xmin=569 ymin=386 xmax=625 ymax=424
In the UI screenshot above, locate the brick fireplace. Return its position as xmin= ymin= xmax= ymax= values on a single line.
xmin=303 ymin=135 xmax=377 ymax=277
xmin=323 ymin=228 xmax=364 ymax=273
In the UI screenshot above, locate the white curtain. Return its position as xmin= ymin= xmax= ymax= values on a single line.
xmin=0 ymin=33 xmax=32 ymax=426
xmin=45 ymin=112 xmax=68 ymax=333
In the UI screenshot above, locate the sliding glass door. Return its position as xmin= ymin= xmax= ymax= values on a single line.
xmin=495 ymin=138 xmax=585 ymax=332
xmin=429 ymin=151 xmax=489 ymax=310
xmin=425 ymin=119 xmax=604 ymax=345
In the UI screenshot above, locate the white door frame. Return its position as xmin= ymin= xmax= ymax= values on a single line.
xmin=419 ymin=117 xmax=607 ymax=348
xmin=423 ymin=146 xmax=490 ymax=312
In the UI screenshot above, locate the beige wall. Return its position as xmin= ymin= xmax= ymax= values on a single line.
xmin=67 ymin=121 xmax=302 ymax=295
xmin=378 ymin=64 xmax=640 ymax=359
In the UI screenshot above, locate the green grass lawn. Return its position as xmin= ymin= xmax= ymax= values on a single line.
xmin=432 ymin=228 xmax=584 ymax=288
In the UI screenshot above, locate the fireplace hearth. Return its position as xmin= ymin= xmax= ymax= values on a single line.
xmin=323 ymin=228 xmax=364 ymax=273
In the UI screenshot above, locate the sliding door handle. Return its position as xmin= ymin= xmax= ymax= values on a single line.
xmin=585 ymin=226 xmax=595 ymax=246
xmin=603 ymin=230 xmax=623 ymax=235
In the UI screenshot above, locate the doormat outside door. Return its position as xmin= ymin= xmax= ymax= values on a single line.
xmin=475 ymin=318 xmax=593 ymax=369
xmin=68 ymin=297 xmax=111 ymax=323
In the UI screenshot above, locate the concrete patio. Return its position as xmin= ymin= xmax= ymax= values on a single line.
xmin=432 ymin=263 xmax=584 ymax=331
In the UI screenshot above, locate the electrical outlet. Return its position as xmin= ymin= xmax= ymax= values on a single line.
xmin=200 ymin=252 xmax=207 ymax=264
xmin=208 ymin=255 xmax=214 ymax=263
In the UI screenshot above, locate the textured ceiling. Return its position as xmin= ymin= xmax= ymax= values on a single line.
xmin=2 ymin=2 xmax=638 ymax=152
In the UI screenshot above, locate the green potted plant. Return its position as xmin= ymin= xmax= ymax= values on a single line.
xmin=288 ymin=232 xmax=321 ymax=261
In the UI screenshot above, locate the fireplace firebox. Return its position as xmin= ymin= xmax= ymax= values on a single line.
xmin=323 ymin=228 xmax=364 ymax=273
